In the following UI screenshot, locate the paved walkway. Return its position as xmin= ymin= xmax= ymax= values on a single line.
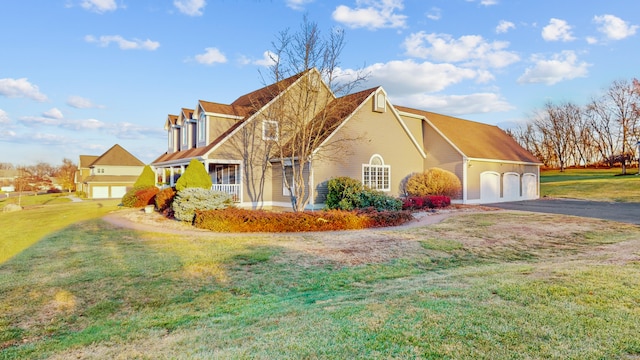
xmin=487 ymin=198 xmax=640 ymax=225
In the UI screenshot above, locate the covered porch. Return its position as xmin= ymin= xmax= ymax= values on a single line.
xmin=153 ymin=159 xmax=242 ymax=202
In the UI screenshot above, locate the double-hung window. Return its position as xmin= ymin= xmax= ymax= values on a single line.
xmin=362 ymin=154 xmax=390 ymax=191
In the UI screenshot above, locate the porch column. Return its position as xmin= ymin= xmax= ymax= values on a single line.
xmin=170 ymin=167 xmax=175 ymax=187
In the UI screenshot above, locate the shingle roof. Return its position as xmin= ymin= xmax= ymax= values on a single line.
xmin=91 ymin=144 xmax=145 ymax=167
xmin=199 ymin=100 xmax=252 ymax=118
xmin=83 ymin=175 xmax=140 ymax=183
xmin=79 ymin=155 xmax=99 ymax=168
xmin=231 ymin=70 xmax=309 ymax=108
xmin=396 ymin=106 xmax=540 ymax=164
xmin=152 ymin=120 xmax=245 ymax=164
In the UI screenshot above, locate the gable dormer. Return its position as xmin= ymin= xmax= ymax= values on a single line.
xmin=177 ymin=108 xmax=194 ymax=151
xmin=165 ymin=114 xmax=179 ymax=153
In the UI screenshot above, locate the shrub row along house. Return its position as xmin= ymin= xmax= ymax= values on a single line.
xmin=152 ymin=68 xmax=540 ymax=209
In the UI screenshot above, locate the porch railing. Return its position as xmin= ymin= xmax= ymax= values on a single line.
xmin=211 ymin=184 xmax=241 ymax=202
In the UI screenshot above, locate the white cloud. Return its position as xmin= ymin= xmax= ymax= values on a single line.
xmin=542 ymin=18 xmax=575 ymax=42
xmin=586 ymin=36 xmax=598 ymax=44
xmin=67 ymin=95 xmax=104 ymax=109
xmin=286 ymin=0 xmax=314 ymax=10
xmin=43 ymin=108 xmax=64 ymax=120
xmin=393 ymin=92 xmax=513 ymax=115
xmin=332 ymin=0 xmax=407 ymax=30
xmin=593 ymin=14 xmax=638 ymax=40
xmin=58 ymin=118 xmax=106 ymax=131
xmin=496 ymin=20 xmax=515 ymax=34
xmin=518 ymin=50 xmax=590 ymax=85
xmin=254 ymin=51 xmax=277 ymax=67
xmin=80 ymin=0 xmax=118 ymax=13
xmin=85 ymin=35 xmax=160 ymax=51
xmin=0 ymin=109 xmax=9 ymax=124
xmin=0 ymin=78 xmax=48 ymax=102
xmin=403 ymin=32 xmax=520 ymax=69
xmin=174 ymin=0 xmax=206 ymax=16
xmin=339 ymin=60 xmax=478 ymax=95
xmin=426 ymin=7 xmax=441 ymax=21
xmin=194 ymin=48 xmax=227 ymax=65
xmin=466 ymin=0 xmax=498 ymax=6
xmin=33 ymin=133 xmax=72 ymax=145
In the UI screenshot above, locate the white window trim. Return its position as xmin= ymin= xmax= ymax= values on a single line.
xmin=262 ymin=120 xmax=279 ymax=141
xmin=362 ymin=154 xmax=390 ymax=191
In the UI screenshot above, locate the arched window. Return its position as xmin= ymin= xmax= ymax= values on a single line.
xmin=362 ymin=154 xmax=390 ymax=191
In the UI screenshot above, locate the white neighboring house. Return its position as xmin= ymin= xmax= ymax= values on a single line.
xmin=76 ymin=144 xmax=145 ymax=199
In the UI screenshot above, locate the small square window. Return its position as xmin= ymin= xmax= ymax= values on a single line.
xmin=262 ymin=120 xmax=279 ymax=141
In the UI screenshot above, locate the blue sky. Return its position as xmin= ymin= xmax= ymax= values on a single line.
xmin=1 ymin=0 xmax=638 ymax=165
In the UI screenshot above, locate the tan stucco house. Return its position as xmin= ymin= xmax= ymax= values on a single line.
xmin=152 ymin=68 xmax=541 ymax=209
xmin=76 ymin=144 xmax=145 ymax=199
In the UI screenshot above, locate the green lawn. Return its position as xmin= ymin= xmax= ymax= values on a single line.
xmin=0 ymin=198 xmax=121 ymax=264
xmin=541 ymin=168 xmax=640 ymax=202
xmin=2 ymin=211 xmax=640 ymax=359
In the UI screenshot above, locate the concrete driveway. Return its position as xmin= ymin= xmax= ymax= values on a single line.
xmin=486 ymin=198 xmax=640 ymax=225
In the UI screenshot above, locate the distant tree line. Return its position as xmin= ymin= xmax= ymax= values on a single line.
xmin=1 ymin=159 xmax=77 ymax=192
xmin=508 ymin=78 xmax=640 ymax=173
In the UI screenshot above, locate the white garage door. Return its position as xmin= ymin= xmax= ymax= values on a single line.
xmin=480 ymin=172 xmax=500 ymax=203
xmin=111 ymin=186 xmax=127 ymax=199
xmin=92 ymin=186 xmax=109 ymax=199
xmin=522 ymin=173 xmax=538 ymax=200
xmin=502 ymin=173 xmax=520 ymax=201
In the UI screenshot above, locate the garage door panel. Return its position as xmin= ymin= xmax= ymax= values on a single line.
xmin=92 ymin=186 xmax=109 ymax=199
xmin=480 ymin=172 xmax=500 ymax=203
xmin=111 ymin=186 xmax=127 ymax=199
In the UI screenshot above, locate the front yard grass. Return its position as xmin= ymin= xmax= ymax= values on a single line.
xmin=541 ymin=168 xmax=640 ymax=202
xmin=2 ymin=211 xmax=640 ymax=359
xmin=0 ymin=199 xmax=121 ymax=264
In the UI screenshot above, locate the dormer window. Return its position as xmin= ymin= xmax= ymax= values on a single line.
xmin=198 ymin=111 xmax=206 ymax=142
xmin=182 ymin=124 xmax=188 ymax=147
xmin=374 ymin=91 xmax=386 ymax=113
xmin=262 ymin=120 xmax=279 ymax=141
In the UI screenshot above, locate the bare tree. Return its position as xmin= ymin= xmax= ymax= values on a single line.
xmin=262 ymin=16 xmax=367 ymax=211
xmin=532 ymin=102 xmax=578 ymax=171
xmin=588 ymin=79 xmax=640 ymax=174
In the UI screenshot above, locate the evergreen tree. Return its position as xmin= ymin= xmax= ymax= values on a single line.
xmin=175 ymin=159 xmax=212 ymax=191
xmin=133 ymin=165 xmax=156 ymax=188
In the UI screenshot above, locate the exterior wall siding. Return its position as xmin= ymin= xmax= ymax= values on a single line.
xmin=422 ymin=124 xmax=464 ymax=200
xmin=312 ymin=96 xmax=424 ymax=204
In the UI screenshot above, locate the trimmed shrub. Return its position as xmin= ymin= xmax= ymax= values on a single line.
xmin=402 ymin=195 xmax=451 ymax=210
xmin=134 ymin=165 xmax=156 ymax=188
xmin=173 ymin=188 xmax=233 ymax=222
xmin=359 ymin=189 xmax=403 ymax=211
xmin=356 ymin=207 xmax=414 ymax=228
xmin=326 ymin=176 xmax=402 ymax=212
xmin=155 ymin=186 xmax=177 ymax=212
xmin=175 ymin=159 xmax=212 ymax=191
xmin=122 ymin=185 xmax=157 ymax=208
xmin=122 ymin=186 xmax=159 ymax=208
xmin=325 ymin=177 xmax=363 ymax=211
xmin=405 ymin=168 xmax=461 ymax=198
xmin=193 ymin=208 xmax=413 ymax=232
